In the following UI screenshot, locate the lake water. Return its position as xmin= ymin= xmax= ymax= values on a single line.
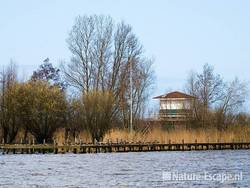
xmin=0 ymin=150 xmax=249 ymax=187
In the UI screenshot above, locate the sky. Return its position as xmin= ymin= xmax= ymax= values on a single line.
xmin=1 ymin=0 xmax=250 ymax=111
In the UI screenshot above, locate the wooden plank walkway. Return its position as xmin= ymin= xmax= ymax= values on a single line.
xmin=0 ymin=142 xmax=250 ymax=154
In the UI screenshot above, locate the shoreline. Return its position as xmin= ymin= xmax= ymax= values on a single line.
xmin=1 ymin=142 xmax=250 ymax=154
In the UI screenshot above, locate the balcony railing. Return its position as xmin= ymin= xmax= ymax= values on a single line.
xmin=159 ymin=109 xmax=193 ymax=121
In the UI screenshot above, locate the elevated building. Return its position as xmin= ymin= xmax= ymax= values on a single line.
xmin=153 ymin=91 xmax=195 ymax=123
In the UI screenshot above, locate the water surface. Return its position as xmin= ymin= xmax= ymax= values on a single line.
xmin=0 ymin=150 xmax=249 ymax=187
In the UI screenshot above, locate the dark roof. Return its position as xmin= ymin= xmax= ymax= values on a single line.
xmin=153 ymin=91 xmax=195 ymax=99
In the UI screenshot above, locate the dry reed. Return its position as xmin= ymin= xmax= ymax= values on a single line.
xmin=13 ymin=125 xmax=250 ymax=144
xmin=104 ymin=126 xmax=250 ymax=144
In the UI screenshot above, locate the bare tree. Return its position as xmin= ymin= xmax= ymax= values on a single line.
xmin=197 ymin=64 xmax=224 ymax=108
xmin=185 ymin=71 xmax=201 ymax=126
xmin=62 ymin=15 xmax=154 ymax=141
xmin=186 ymin=64 xmax=224 ymax=127
xmin=215 ymin=78 xmax=248 ymax=128
xmin=186 ymin=64 xmax=248 ymax=128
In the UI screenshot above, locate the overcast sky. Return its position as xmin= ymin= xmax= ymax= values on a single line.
xmin=1 ymin=0 xmax=250 ymax=111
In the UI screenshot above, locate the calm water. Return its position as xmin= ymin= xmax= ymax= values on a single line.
xmin=0 ymin=151 xmax=249 ymax=187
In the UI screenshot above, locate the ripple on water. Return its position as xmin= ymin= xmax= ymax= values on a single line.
xmin=0 ymin=150 xmax=249 ymax=187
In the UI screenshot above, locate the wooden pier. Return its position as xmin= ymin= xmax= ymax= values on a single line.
xmin=0 ymin=141 xmax=250 ymax=154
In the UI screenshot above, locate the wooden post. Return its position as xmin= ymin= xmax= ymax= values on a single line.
xmin=194 ymin=139 xmax=197 ymax=150
xmin=53 ymin=139 xmax=56 ymax=154
xmin=207 ymin=138 xmax=209 ymax=150
xmin=2 ymin=138 xmax=4 ymax=145
xmin=182 ymin=139 xmax=184 ymax=151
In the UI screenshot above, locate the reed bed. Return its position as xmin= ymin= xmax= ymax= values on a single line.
xmin=14 ymin=125 xmax=250 ymax=145
xmin=104 ymin=126 xmax=250 ymax=144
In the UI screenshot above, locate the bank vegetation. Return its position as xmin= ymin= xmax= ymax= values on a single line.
xmin=0 ymin=15 xmax=249 ymax=144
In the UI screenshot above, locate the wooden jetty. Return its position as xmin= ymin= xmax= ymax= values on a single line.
xmin=0 ymin=141 xmax=250 ymax=154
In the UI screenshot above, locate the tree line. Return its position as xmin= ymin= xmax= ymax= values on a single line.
xmin=0 ymin=15 xmax=154 ymax=143
xmin=0 ymin=15 xmax=249 ymax=144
